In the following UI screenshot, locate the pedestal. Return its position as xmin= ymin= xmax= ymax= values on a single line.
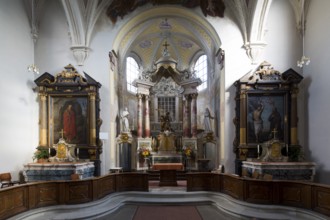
xmin=119 ymin=142 xmax=131 ymax=172
xmin=242 ymin=161 xmax=316 ymax=181
xmin=23 ymin=162 xmax=95 ymax=182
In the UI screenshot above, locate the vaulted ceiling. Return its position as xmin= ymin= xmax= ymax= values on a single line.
xmin=25 ymin=0 xmax=310 ymax=67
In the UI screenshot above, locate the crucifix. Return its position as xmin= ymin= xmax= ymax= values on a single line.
xmin=59 ymin=129 xmax=65 ymax=139
xmin=162 ymin=40 xmax=170 ymax=56
xmin=272 ymin=129 xmax=278 ymax=139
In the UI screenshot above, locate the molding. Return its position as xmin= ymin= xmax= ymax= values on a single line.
xmin=61 ymin=0 xmax=111 ymax=66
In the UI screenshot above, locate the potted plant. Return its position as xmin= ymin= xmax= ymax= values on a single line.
xmin=33 ymin=147 xmax=49 ymax=162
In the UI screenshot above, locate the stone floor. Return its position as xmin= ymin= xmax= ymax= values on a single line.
xmin=9 ymin=180 xmax=328 ymax=220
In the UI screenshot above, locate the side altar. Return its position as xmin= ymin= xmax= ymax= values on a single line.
xmin=242 ymin=134 xmax=316 ymax=181
xmin=24 ymin=137 xmax=94 ymax=182
xmin=23 ymin=162 xmax=95 ymax=182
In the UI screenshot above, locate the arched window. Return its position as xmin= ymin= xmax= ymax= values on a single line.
xmin=194 ymin=55 xmax=207 ymax=91
xmin=126 ymin=57 xmax=139 ymax=93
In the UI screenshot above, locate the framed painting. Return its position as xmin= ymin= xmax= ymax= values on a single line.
xmin=246 ymin=92 xmax=288 ymax=144
xmin=49 ymin=95 xmax=89 ymax=146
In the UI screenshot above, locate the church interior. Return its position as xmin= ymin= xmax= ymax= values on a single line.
xmin=1 ymin=0 xmax=330 ymax=219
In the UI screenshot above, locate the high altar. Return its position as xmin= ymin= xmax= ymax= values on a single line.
xmin=115 ymin=44 xmax=220 ymax=172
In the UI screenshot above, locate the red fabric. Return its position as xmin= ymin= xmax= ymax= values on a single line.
xmin=153 ymin=163 xmax=183 ymax=171
xmin=63 ymin=107 xmax=76 ymax=142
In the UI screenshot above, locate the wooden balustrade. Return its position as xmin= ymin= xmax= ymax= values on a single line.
xmin=186 ymin=172 xmax=330 ymax=217
xmin=1 ymin=172 xmax=330 ymax=219
xmin=0 ymin=173 xmax=148 ymax=220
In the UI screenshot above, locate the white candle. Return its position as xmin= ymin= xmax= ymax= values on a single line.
xmin=257 ymin=145 xmax=260 ymax=154
xmin=77 ymin=148 xmax=79 ymax=156
xmin=48 ymin=148 xmax=51 ymax=155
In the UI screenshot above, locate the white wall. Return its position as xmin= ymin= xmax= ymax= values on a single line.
xmin=303 ymin=0 xmax=330 ymax=184
xmin=2 ymin=0 xmax=329 ymax=184
xmin=0 ymin=0 xmax=38 ymax=181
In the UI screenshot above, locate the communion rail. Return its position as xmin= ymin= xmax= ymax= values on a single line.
xmin=1 ymin=172 xmax=330 ymax=219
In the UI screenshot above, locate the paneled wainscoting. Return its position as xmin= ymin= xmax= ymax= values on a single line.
xmin=1 ymin=172 xmax=330 ymax=219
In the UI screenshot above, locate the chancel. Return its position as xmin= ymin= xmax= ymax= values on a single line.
xmin=1 ymin=0 xmax=330 ymax=219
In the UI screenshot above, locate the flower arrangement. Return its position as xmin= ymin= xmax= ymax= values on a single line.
xmin=182 ymin=146 xmax=194 ymax=158
xmin=140 ymin=148 xmax=150 ymax=158
xmin=33 ymin=147 xmax=49 ymax=162
xmin=138 ymin=147 xmax=151 ymax=163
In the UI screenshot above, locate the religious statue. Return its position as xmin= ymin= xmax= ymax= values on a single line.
xmin=160 ymin=112 xmax=172 ymax=132
xmin=121 ymin=107 xmax=130 ymax=133
xmin=204 ymin=108 xmax=214 ymax=133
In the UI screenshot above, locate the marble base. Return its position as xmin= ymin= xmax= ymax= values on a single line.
xmin=23 ymin=162 xmax=95 ymax=182
xmin=242 ymin=161 xmax=316 ymax=181
xmin=152 ymin=153 xmax=183 ymax=164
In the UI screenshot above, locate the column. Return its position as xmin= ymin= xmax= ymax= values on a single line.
xmin=89 ymin=93 xmax=97 ymax=146
xmin=239 ymin=91 xmax=247 ymax=145
xmin=183 ymin=94 xmax=191 ymax=137
xmin=175 ymin=96 xmax=179 ymax=122
xmin=191 ymin=93 xmax=198 ymax=137
xmin=145 ymin=95 xmax=150 ymax=138
xmin=137 ymin=94 xmax=143 ymax=138
xmin=39 ymin=93 xmax=48 ymax=147
xmin=154 ymin=96 xmax=158 ymax=122
xmin=187 ymin=95 xmax=192 ymax=137
xmin=290 ymin=85 xmax=299 ymax=145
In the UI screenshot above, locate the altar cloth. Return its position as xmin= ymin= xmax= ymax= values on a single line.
xmin=153 ymin=163 xmax=183 ymax=171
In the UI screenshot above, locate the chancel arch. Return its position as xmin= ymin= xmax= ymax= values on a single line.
xmin=111 ymin=5 xmax=224 ymax=172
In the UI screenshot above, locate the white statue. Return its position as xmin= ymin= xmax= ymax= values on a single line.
xmin=204 ymin=107 xmax=214 ymax=132
xmin=121 ymin=107 xmax=130 ymax=133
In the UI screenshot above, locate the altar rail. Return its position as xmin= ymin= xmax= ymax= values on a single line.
xmin=186 ymin=172 xmax=330 ymax=217
xmin=1 ymin=173 xmax=330 ymax=219
xmin=0 ymin=173 xmax=148 ymax=220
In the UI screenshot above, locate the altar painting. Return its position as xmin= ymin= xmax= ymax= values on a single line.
xmin=49 ymin=96 xmax=88 ymax=145
xmin=247 ymin=94 xmax=287 ymax=144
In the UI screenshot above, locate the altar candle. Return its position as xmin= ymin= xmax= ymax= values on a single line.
xmin=48 ymin=148 xmax=50 ymax=155
xmin=257 ymin=145 xmax=260 ymax=154
xmin=77 ymin=148 xmax=79 ymax=156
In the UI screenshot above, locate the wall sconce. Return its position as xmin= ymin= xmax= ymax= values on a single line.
xmin=27 ymin=64 xmax=39 ymax=74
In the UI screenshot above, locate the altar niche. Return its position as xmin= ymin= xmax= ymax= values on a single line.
xmin=34 ymin=64 xmax=102 ymax=176
xmin=233 ymin=61 xmax=305 ymax=176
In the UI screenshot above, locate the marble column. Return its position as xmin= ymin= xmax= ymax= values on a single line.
xmin=290 ymin=85 xmax=299 ymax=145
xmin=183 ymin=94 xmax=191 ymax=137
xmin=191 ymin=93 xmax=198 ymax=137
xmin=39 ymin=93 xmax=48 ymax=147
xmin=137 ymin=94 xmax=143 ymax=138
xmin=89 ymin=93 xmax=97 ymax=146
xmin=183 ymin=98 xmax=189 ymax=137
xmin=145 ymin=95 xmax=150 ymax=138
